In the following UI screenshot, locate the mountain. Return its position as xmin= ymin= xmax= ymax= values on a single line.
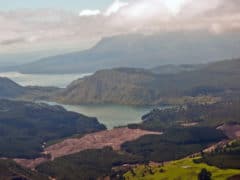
xmin=0 ymin=77 xmax=59 ymax=101
xmin=54 ymin=58 xmax=240 ymax=105
xmin=9 ymin=32 xmax=240 ymax=74
xmin=0 ymin=77 xmax=26 ymax=98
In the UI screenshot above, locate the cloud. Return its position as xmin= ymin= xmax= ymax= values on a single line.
xmin=79 ymin=9 xmax=101 ymax=16
xmin=108 ymin=0 xmax=240 ymax=34
xmin=104 ymin=0 xmax=128 ymax=16
xmin=0 ymin=38 xmax=27 ymax=46
xmin=0 ymin=0 xmax=240 ymax=54
xmin=78 ymin=0 xmax=129 ymax=17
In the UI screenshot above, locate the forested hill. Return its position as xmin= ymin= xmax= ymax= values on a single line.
xmin=54 ymin=58 xmax=240 ymax=105
xmin=0 ymin=99 xmax=106 ymax=159
xmin=0 ymin=159 xmax=48 ymax=180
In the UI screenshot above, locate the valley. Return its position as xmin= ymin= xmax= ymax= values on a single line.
xmin=0 ymin=58 xmax=239 ymax=179
xmin=1 ymin=1 xmax=240 ymax=179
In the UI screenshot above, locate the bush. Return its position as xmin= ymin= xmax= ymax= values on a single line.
xmin=198 ymin=168 xmax=212 ymax=180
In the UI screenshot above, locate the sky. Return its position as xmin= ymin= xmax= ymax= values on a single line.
xmin=0 ymin=0 xmax=240 ymax=64
xmin=0 ymin=0 xmax=114 ymax=11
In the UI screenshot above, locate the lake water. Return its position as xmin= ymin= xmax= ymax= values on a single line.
xmin=1 ymin=72 xmax=156 ymax=129
xmin=0 ymin=72 xmax=91 ymax=88
xmin=42 ymin=101 xmax=154 ymax=129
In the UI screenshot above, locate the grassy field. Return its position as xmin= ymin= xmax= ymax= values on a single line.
xmin=124 ymin=157 xmax=240 ymax=180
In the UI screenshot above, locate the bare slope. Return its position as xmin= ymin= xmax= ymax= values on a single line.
xmin=15 ymin=128 xmax=161 ymax=168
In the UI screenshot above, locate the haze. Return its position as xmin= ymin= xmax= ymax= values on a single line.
xmin=0 ymin=0 xmax=240 ymax=65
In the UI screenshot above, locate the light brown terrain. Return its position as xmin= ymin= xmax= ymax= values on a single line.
xmin=204 ymin=124 xmax=240 ymax=153
xmin=217 ymin=124 xmax=240 ymax=139
xmin=15 ymin=128 xmax=161 ymax=169
xmin=181 ymin=122 xmax=199 ymax=127
xmin=14 ymin=157 xmax=48 ymax=169
xmin=45 ymin=127 xmax=161 ymax=159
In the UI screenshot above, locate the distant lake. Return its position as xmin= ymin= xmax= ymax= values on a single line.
xmin=42 ymin=101 xmax=155 ymax=129
xmin=0 ymin=72 xmax=92 ymax=88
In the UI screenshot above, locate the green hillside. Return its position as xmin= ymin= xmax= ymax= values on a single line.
xmin=196 ymin=140 xmax=240 ymax=169
xmin=136 ymin=100 xmax=240 ymax=131
xmin=124 ymin=157 xmax=240 ymax=180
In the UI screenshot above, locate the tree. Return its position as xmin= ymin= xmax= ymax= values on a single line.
xmin=130 ymin=168 xmax=136 ymax=176
xmin=198 ymin=168 xmax=212 ymax=180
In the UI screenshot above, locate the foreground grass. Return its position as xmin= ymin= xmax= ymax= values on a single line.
xmin=124 ymin=157 xmax=240 ymax=180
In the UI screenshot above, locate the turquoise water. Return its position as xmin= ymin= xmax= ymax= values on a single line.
xmin=44 ymin=102 xmax=154 ymax=129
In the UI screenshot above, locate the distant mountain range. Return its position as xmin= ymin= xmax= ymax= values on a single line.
xmin=54 ymin=58 xmax=240 ymax=105
xmin=7 ymin=32 xmax=240 ymax=74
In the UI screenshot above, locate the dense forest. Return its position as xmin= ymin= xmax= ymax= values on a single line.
xmin=122 ymin=127 xmax=225 ymax=162
xmin=37 ymin=147 xmax=142 ymax=180
xmin=0 ymin=159 xmax=47 ymax=180
xmin=195 ymin=140 xmax=240 ymax=169
xmin=128 ymin=100 xmax=240 ymax=131
xmin=0 ymin=99 xmax=105 ymax=158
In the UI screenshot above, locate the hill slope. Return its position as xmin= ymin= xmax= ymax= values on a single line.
xmin=55 ymin=59 xmax=240 ymax=105
xmin=0 ymin=77 xmax=26 ymax=98
xmin=124 ymin=157 xmax=240 ymax=180
xmin=0 ymin=159 xmax=47 ymax=180
xmin=0 ymin=77 xmax=60 ymax=101
xmin=55 ymin=68 xmax=158 ymax=105
xmin=0 ymin=99 xmax=106 ymax=159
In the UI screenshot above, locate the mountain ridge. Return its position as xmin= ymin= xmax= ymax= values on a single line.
xmin=7 ymin=32 xmax=240 ymax=74
xmin=54 ymin=58 xmax=240 ymax=105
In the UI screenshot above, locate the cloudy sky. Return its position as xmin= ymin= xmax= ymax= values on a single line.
xmin=0 ymin=0 xmax=240 ymax=64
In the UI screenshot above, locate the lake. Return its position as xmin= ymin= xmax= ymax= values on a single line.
xmin=1 ymin=72 xmax=157 ymax=129
xmin=42 ymin=101 xmax=154 ymax=129
xmin=0 ymin=72 xmax=91 ymax=88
